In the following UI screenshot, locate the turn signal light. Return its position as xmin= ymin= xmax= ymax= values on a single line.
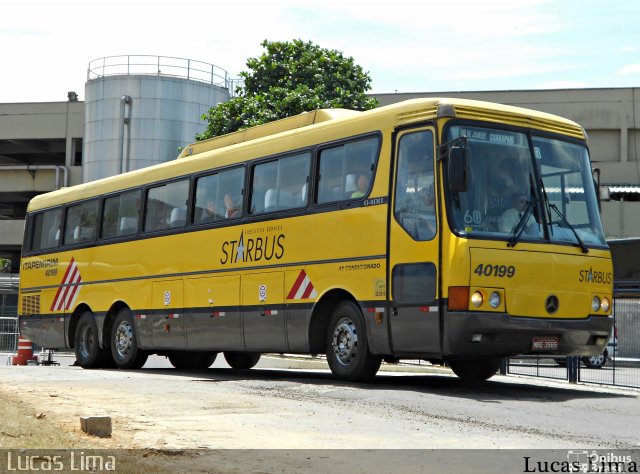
xmin=448 ymin=286 xmax=470 ymax=311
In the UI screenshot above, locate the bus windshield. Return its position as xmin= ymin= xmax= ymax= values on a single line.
xmin=445 ymin=124 xmax=606 ymax=248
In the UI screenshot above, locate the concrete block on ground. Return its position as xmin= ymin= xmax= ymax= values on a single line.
xmin=80 ymin=416 xmax=112 ymax=437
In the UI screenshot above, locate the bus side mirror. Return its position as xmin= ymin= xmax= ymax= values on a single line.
xmin=448 ymin=146 xmax=468 ymax=192
xmin=592 ymin=167 xmax=602 ymax=213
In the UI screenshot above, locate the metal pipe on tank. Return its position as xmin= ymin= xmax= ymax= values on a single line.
xmin=56 ymin=166 xmax=69 ymax=187
xmin=118 ymin=95 xmax=132 ymax=174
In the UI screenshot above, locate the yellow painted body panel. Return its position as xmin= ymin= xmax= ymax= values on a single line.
xmin=469 ymin=246 xmax=612 ymax=318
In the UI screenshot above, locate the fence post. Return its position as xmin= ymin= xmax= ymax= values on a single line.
xmin=500 ymin=357 xmax=508 ymax=375
xmin=567 ymin=355 xmax=579 ymax=383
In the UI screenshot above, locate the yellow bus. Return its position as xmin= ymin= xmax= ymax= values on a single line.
xmin=18 ymin=98 xmax=613 ymax=383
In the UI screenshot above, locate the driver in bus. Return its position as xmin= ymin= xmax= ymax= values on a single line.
xmin=499 ymin=193 xmax=537 ymax=233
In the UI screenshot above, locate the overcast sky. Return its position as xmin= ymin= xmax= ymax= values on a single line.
xmin=2 ymin=0 xmax=639 ymax=103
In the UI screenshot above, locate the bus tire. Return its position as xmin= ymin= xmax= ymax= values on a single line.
xmin=74 ymin=312 xmax=103 ymax=369
xmin=110 ymin=309 xmax=148 ymax=370
xmin=449 ymin=358 xmax=501 ymax=384
xmin=581 ymin=348 xmax=608 ymax=369
xmin=168 ymin=351 xmax=217 ymax=370
xmin=224 ymin=351 xmax=261 ymax=369
xmin=325 ymin=301 xmax=381 ymax=382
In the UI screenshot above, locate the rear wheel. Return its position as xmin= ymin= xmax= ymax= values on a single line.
xmin=582 ymin=348 xmax=608 ymax=369
xmin=75 ymin=312 xmax=109 ymax=369
xmin=449 ymin=358 xmax=501 ymax=384
xmin=111 ymin=309 xmax=148 ymax=369
xmin=168 ymin=351 xmax=217 ymax=370
xmin=223 ymin=351 xmax=261 ymax=369
xmin=325 ymin=301 xmax=381 ymax=382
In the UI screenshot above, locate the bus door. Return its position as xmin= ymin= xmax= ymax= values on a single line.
xmin=151 ymin=279 xmax=186 ymax=349
xmin=241 ymin=271 xmax=287 ymax=351
xmin=388 ymin=128 xmax=440 ymax=356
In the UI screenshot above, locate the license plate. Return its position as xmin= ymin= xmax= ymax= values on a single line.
xmin=532 ymin=336 xmax=559 ymax=351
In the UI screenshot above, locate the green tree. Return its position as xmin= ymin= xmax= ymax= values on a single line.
xmin=197 ymin=39 xmax=378 ymax=141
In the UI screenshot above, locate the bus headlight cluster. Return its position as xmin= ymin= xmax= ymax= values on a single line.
xmin=591 ymin=295 xmax=611 ymax=313
xmin=468 ymin=288 xmax=505 ymax=312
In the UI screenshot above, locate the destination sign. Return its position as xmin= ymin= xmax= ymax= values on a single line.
xmin=451 ymin=126 xmax=526 ymax=146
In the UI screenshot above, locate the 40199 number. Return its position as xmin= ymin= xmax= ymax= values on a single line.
xmin=474 ymin=264 xmax=516 ymax=278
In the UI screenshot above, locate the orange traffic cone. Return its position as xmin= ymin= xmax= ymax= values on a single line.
xmin=12 ymin=337 xmax=36 ymax=365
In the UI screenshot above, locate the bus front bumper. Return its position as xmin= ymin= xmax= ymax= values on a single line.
xmin=444 ymin=311 xmax=613 ymax=358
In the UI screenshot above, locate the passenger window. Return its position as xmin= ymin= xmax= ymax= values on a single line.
xmin=250 ymin=152 xmax=310 ymax=214
xmin=317 ymin=136 xmax=379 ymax=204
xmin=194 ymin=167 xmax=244 ymax=223
xmin=102 ymin=190 xmax=141 ymax=239
xmin=144 ymin=180 xmax=189 ymax=232
xmin=63 ymin=200 xmax=98 ymax=245
xmin=30 ymin=208 xmax=62 ymax=251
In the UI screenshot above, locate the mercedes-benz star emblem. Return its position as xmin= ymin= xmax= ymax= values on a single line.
xmin=545 ymin=295 xmax=560 ymax=314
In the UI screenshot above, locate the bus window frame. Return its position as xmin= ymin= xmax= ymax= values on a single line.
xmin=248 ymin=150 xmax=313 ymax=217
xmin=191 ymin=164 xmax=247 ymax=226
xmin=100 ymin=188 xmax=143 ymax=241
xmin=142 ymin=176 xmax=193 ymax=234
xmin=25 ymin=207 xmax=64 ymax=254
xmin=63 ymin=198 xmax=100 ymax=247
xmin=314 ymin=133 xmax=381 ymax=206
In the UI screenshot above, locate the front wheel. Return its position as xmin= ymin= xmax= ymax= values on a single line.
xmin=325 ymin=301 xmax=381 ymax=382
xmin=111 ymin=309 xmax=148 ymax=369
xmin=168 ymin=351 xmax=217 ymax=370
xmin=224 ymin=351 xmax=261 ymax=369
xmin=449 ymin=358 xmax=501 ymax=384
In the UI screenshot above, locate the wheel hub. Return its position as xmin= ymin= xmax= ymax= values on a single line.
xmin=332 ymin=318 xmax=358 ymax=366
xmin=114 ymin=321 xmax=133 ymax=357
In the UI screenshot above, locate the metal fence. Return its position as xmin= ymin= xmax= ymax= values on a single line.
xmin=0 ymin=301 xmax=18 ymax=354
xmin=0 ymin=276 xmax=19 ymax=354
xmin=87 ymin=55 xmax=230 ymax=89
xmin=507 ymin=295 xmax=640 ymax=389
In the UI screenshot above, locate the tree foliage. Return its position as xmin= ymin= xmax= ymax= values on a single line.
xmin=196 ymin=39 xmax=378 ymax=141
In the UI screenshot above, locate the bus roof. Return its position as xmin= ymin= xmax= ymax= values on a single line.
xmin=27 ymin=97 xmax=585 ymax=212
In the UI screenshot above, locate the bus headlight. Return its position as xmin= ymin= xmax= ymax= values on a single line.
xmin=591 ymin=296 xmax=601 ymax=312
xmin=471 ymin=291 xmax=484 ymax=307
xmin=489 ymin=291 xmax=501 ymax=309
xmin=601 ymin=297 xmax=610 ymax=312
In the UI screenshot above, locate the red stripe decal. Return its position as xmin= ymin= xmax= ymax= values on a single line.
xmin=301 ymin=282 xmax=315 ymax=299
xmin=287 ymin=270 xmax=307 ymax=300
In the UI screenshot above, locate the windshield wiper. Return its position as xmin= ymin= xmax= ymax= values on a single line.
xmin=507 ymin=198 xmax=536 ymax=248
xmin=549 ymin=203 xmax=589 ymax=254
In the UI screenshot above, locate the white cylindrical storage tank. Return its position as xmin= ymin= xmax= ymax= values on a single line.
xmin=84 ymin=55 xmax=230 ymax=183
